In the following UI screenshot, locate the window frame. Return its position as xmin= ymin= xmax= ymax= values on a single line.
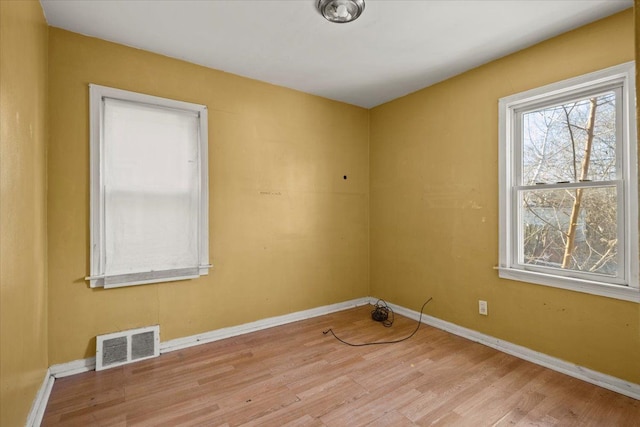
xmin=87 ymin=84 xmax=210 ymax=288
xmin=498 ymin=62 xmax=639 ymax=302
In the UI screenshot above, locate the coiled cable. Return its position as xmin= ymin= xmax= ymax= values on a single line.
xmin=323 ymin=297 xmax=433 ymax=347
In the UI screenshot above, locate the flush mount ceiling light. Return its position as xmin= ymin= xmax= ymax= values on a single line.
xmin=317 ymin=0 xmax=365 ymax=23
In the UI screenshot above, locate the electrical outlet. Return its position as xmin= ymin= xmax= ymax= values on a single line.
xmin=479 ymin=300 xmax=488 ymax=316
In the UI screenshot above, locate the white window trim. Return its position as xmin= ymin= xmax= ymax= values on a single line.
xmin=498 ymin=62 xmax=639 ymax=302
xmin=87 ymin=84 xmax=210 ymax=288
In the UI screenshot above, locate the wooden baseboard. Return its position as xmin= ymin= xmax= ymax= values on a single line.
xmin=47 ymin=297 xmax=372 ymax=378
xmin=388 ymin=301 xmax=640 ymax=401
xmin=45 ymin=295 xmax=639 ymax=412
xmin=25 ymin=368 xmax=54 ymax=427
xmin=160 ymin=297 xmax=371 ymax=353
xmin=50 ymin=357 xmax=96 ymax=378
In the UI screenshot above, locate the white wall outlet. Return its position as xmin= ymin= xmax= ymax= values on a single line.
xmin=479 ymin=300 xmax=488 ymax=316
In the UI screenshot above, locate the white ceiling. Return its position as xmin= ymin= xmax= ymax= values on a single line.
xmin=40 ymin=0 xmax=632 ymax=108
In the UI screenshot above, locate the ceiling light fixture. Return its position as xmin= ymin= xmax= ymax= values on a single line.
xmin=317 ymin=0 xmax=365 ymax=24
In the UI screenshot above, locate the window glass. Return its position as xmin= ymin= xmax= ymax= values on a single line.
xmin=521 ymin=91 xmax=617 ymax=185
xmin=498 ymin=62 xmax=637 ymax=301
xmin=519 ymin=186 xmax=618 ymax=276
xmin=88 ymin=85 xmax=209 ymax=288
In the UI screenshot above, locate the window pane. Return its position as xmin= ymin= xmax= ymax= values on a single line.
xmin=521 ymin=91 xmax=616 ymax=185
xmin=103 ymin=98 xmax=200 ymax=276
xmin=520 ymin=186 xmax=617 ymax=276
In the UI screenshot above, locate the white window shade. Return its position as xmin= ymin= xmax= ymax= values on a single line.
xmin=88 ymin=85 xmax=209 ymax=288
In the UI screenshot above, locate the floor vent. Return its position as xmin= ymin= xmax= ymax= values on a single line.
xmin=96 ymin=325 xmax=159 ymax=371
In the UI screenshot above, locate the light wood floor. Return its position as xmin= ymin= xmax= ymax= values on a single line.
xmin=43 ymin=305 xmax=640 ymax=426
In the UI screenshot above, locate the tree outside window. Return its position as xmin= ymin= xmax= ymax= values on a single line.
xmin=498 ymin=62 xmax=638 ymax=302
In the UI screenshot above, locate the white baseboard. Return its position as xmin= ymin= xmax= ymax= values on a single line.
xmin=25 ymin=368 xmax=54 ymax=427
xmin=50 ymin=357 xmax=96 ymax=378
xmin=387 ymin=301 xmax=640 ymax=401
xmin=161 ymin=297 xmax=371 ymax=353
xmin=47 ymin=297 xmax=371 ymax=378
xmin=43 ymin=295 xmax=639 ymax=415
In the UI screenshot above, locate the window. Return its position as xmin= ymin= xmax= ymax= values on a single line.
xmin=87 ymin=84 xmax=210 ymax=288
xmin=498 ymin=62 xmax=638 ymax=302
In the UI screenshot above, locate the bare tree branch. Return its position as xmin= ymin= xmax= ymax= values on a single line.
xmin=561 ymin=97 xmax=597 ymax=269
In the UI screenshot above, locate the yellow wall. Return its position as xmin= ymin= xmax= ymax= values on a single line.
xmin=47 ymin=28 xmax=370 ymax=364
xmin=0 ymin=1 xmax=49 ymax=425
xmin=1 ymin=4 xmax=634 ymax=416
xmin=370 ymin=9 xmax=639 ymax=383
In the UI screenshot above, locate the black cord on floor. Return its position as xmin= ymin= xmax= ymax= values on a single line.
xmin=323 ymin=297 xmax=433 ymax=347
xmin=371 ymin=299 xmax=394 ymax=327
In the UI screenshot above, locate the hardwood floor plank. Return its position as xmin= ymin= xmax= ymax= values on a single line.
xmin=42 ymin=305 xmax=640 ymax=426
xmin=294 ymin=375 xmax=368 ymax=416
xmin=403 ymin=356 xmax=523 ymax=423
xmin=320 ymin=384 xmax=422 ymax=426
xmin=367 ymin=410 xmax=416 ymax=426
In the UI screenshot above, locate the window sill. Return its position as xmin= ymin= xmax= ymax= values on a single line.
xmin=86 ymin=265 xmax=212 ymax=289
xmin=497 ymin=267 xmax=640 ymax=303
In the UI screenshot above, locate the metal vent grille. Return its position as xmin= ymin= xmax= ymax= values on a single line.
xmin=96 ymin=325 xmax=159 ymax=371
xmin=102 ymin=336 xmax=128 ymax=366
xmin=131 ymin=331 xmax=155 ymax=360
